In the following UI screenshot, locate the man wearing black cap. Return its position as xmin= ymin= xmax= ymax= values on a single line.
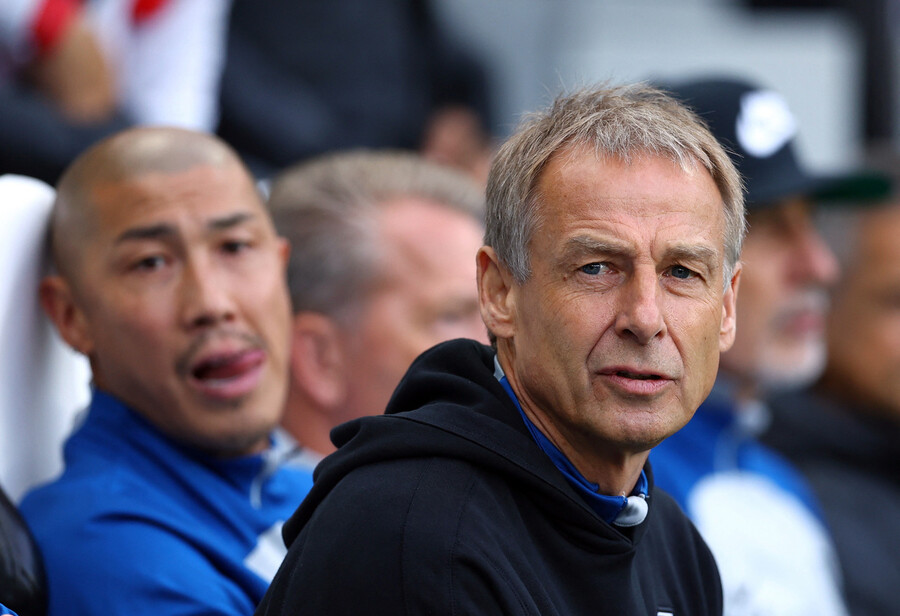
xmin=651 ymin=77 xmax=888 ymax=616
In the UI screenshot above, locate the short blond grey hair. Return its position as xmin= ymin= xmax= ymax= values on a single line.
xmin=268 ymin=149 xmax=485 ymax=317
xmin=486 ymin=82 xmax=746 ymax=285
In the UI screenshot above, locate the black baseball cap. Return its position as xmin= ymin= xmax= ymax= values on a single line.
xmin=662 ymin=77 xmax=890 ymax=209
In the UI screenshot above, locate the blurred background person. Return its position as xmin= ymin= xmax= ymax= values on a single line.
xmin=0 ymin=0 xmax=125 ymax=182
xmin=763 ymin=196 xmax=900 ymax=616
xmin=86 ymin=0 xmax=229 ymax=132
xmin=217 ymin=0 xmax=494 ymax=183
xmin=1 ymin=2 xmax=894 ymax=189
xmin=650 ymin=76 xmax=889 ymax=616
xmin=0 ymin=0 xmax=115 ymax=122
xmin=267 ymin=150 xmax=488 ymax=465
xmin=0 ymin=0 xmax=230 ymax=184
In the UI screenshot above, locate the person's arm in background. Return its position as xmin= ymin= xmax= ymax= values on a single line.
xmin=2 ymin=0 xmax=117 ymax=122
xmin=98 ymin=0 xmax=230 ymax=131
xmin=0 ymin=0 xmax=127 ymax=182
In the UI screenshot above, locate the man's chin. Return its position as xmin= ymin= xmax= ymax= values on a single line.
xmin=197 ymin=426 xmax=274 ymax=457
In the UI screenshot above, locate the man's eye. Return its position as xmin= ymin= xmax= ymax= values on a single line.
xmin=133 ymin=255 xmax=166 ymax=271
xmin=580 ymin=263 xmax=608 ymax=275
xmin=222 ymin=240 xmax=250 ymax=254
xmin=669 ymin=265 xmax=695 ymax=280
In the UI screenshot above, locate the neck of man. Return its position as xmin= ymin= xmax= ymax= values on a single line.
xmin=536 ymin=418 xmax=647 ymax=497
xmin=496 ymin=349 xmax=646 ymax=497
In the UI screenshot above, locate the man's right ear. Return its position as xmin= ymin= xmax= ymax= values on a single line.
xmin=476 ymin=246 xmax=517 ymax=340
xmin=289 ymin=312 xmax=347 ymax=409
xmin=38 ymin=275 xmax=93 ymax=356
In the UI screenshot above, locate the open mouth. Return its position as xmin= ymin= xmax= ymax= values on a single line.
xmin=193 ymin=351 xmax=262 ymax=380
xmin=189 ymin=349 xmax=266 ymax=399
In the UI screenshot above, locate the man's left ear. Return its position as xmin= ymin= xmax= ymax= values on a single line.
xmin=719 ymin=262 xmax=742 ymax=352
xmin=476 ymin=246 xmax=518 ymax=341
xmin=289 ymin=312 xmax=347 ymax=410
xmin=277 ymin=237 xmax=291 ymax=268
xmin=39 ymin=275 xmax=93 ymax=356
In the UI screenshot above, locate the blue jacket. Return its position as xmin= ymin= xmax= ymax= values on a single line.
xmin=20 ymin=389 xmax=313 ymax=615
xmin=651 ymin=380 xmax=847 ymax=616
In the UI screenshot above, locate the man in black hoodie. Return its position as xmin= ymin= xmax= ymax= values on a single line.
xmin=256 ymin=83 xmax=745 ymax=616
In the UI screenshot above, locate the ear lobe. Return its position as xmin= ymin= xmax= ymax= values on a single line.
xmin=289 ymin=312 xmax=347 ymax=409
xmin=719 ymin=263 xmax=742 ymax=352
xmin=476 ymin=246 xmax=517 ymax=341
xmin=276 ymin=236 xmax=291 ymax=270
xmin=39 ymin=275 xmax=93 ymax=356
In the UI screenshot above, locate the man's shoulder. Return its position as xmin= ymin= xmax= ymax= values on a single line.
xmin=20 ymin=440 xmax=302 ymax=614
xmin=19 ymin=458 xmax=187 ymax=564
xmin=21 ymin=457 xmax=152 ymax=513
xmin=30 ymin=496 xmax=264 ymax=615
xmin=296 ymin=451 xmax=531 ymax=566
xmin=311 ymin=453 xmax=500 ymax=524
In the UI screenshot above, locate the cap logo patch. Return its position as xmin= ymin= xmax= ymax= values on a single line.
xmin=735 ymin=90 xmax=796 ymax=158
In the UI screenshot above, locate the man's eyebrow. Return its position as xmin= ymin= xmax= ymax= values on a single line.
xmin=113 ymin=213 xmax=258 ymax=245
xmin=561 ymin=236 xmax=720 ymax=268
xmin=562 ymin=235 xmax=634 ymax=259
xmin=115 ymin=223 xmax=176 ymax=244
xmin=666 ymin=244 xmax=719 ymax=268
xmin=208 ymin=212 xmax=256 ymax=230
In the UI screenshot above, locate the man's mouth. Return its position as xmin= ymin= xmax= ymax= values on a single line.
xmin=776 ymin=291 xmax=829 ymax=337
xmin=598 ymin=366 xmax=674 ymax=396
xmin=613 ymin=370 xmax=664 ymax=381
xmin=188 ymin=349 xmax=266 ymax=400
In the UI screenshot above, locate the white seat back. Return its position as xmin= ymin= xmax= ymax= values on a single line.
xmin=0 ymin=175 xmax=91 ymax=501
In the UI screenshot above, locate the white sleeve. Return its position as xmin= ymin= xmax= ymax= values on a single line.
xmin=111 ymin=0 xmax=231 ymax=131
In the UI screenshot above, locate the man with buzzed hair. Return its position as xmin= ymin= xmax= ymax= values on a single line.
xmin=19 ymin=127 xmax=313 ymax=615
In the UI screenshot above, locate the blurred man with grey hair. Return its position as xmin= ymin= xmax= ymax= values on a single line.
xmin=257 ymin=82 xmax=742 ymax=615
xmin=652 ymin=76 xmax=889 ymax=616
xmin=763 ymin=198 xmax=900 ymax=616
xmin=267 ymin=150 xmax=488 ymax=464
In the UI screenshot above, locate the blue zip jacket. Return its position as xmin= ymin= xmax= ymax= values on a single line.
xmin=20 ymin=389 xmax=313 ymax=615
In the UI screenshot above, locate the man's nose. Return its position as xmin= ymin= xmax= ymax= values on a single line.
xmin=614 ymin=270 xmax=666 ymax=345
xmin=791 ymin=225 xmax=839 ymax=287
xmin=179 ymin=258 xmax=237 ymax=329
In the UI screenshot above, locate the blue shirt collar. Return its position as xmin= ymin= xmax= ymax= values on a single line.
xmin=493 ymin=357 xmax=648 ymax=526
